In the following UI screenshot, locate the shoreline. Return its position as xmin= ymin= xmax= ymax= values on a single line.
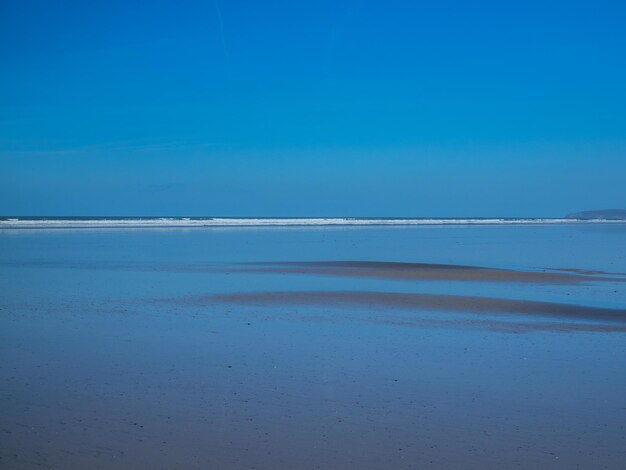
xmin=2 ymin=217 xmax=626 ymax=229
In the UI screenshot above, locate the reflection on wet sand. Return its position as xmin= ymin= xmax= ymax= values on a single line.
xmin=237 ymin=261 xmax=626 ymax=284
xmin=174 ymin=290 xmax=626 ymax=333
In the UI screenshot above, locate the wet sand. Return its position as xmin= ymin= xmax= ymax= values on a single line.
xmin=237 ymin=260 xmax=626 ymax=284
xmin=210 ymin=290 xmax=626 ymax=321
xmin=2 ymin=227 xmax=626 ymax=469
xmin=203 ymin=290 xmax=626 ymax=333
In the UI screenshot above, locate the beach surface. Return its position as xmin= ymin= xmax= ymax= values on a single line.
xmin=1 ymin=224 xmax=626 ymax=468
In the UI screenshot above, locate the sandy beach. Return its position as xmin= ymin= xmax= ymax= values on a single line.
xmin=1 ymin=225 xmax=626 ymax=469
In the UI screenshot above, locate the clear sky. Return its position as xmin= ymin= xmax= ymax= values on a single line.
xmin=1 ymin=0 xmax=625 ymax=217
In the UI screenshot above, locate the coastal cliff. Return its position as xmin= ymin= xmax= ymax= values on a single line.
xmin=566 ymin=209 xmax=626 ymax=220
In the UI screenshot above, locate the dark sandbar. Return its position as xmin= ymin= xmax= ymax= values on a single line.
xmin=238 ymin=261 xmax=626 ymax=284
xmin=207 ymin=290 xmax=626 ymax=326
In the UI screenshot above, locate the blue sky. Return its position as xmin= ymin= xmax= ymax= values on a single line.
xmin=1 ymin=0 xmax=625 ymax=216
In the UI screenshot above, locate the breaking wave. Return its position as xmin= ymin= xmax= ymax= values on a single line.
xmin=1 ymin=217 xmax=624 ymax=229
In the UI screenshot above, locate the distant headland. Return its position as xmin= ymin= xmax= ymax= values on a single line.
xmin=566 ymin=209 xmax=626 ymax=220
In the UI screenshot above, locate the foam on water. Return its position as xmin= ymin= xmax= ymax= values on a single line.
xmin=1 ymin=217 xmax=624 ymax=229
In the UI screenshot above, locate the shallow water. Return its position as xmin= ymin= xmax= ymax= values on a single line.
xmin=1 ymin=225 xmax=626 ymax=468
